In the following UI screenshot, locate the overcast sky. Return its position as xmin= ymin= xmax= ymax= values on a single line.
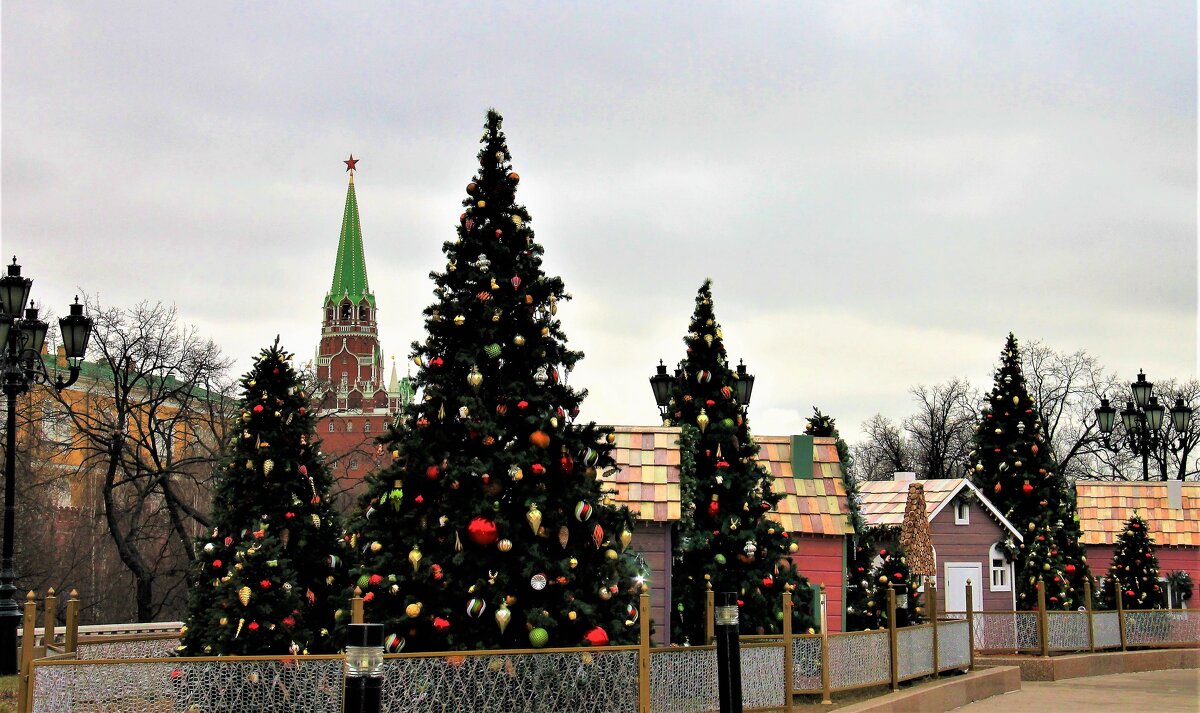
xmin=3 ymin=2 xmax=1196 ymax=442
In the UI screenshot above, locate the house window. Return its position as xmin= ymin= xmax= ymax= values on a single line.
xmin=954 ymin=499 xmax=969 ymax=525
xmin=347 ymin=421 xmax=354 ymax=432
xmin=328 ymin=420 xmax=335 ymax=433
xmin=363 ymin=420 xmax=371 ymax=434
xmin=990 ymin=544 xmax=1010 ymax=592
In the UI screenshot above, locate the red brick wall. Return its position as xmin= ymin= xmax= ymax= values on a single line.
xmin=791 ymin=535 xmax=845 ymax=632
xmin=631 ymin=523 xmax=672 ymax=644
xmin=930 ymin=498 xmax=1014 ymax=612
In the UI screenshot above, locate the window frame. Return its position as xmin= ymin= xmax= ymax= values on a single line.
xmin=989 ymin=543 xmax=1010 ymax=592
xmin=954 ymin=499 xmax=970 ymax=525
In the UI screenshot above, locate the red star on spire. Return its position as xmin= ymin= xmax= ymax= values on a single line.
xmin=344 ymin=154 xmax=359 ymax=172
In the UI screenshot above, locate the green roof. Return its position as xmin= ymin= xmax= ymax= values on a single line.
xmin=326 ymin=175 xmax=375 ymax=307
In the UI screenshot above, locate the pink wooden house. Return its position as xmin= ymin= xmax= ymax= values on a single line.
xmin=608 ymin=428 xmax=853 ymax=640
xmin=858 ymin=475 xmax=1024 ymax=613
xmin=1075 ymin=480 xmax=1200 ymax=607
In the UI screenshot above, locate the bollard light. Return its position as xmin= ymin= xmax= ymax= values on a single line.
xmin=714 ymin=592 xmax=743 ymax=713
xmin=345 ymin=623 xmax=384 ymax=713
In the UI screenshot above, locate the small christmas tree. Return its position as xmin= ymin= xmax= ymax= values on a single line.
xmin=664 ymin=281 xmax=812 ymax=642
xmin=804 ymin=408 xmax=864 ymax=534
xmin=181 ymin=339 xmax=347 ymax=655
xmin=1101 ymin=515 xmax=1163 ymax=610
xmin=970 ymin=333 xmax=1089 ymax=609
xmin=344 ymin=110 xmax=641 ymax=652
xmin=845 ymin=538 xmax=883 ymax=630
xmin=872 ymin=545 xmax=922 ymax=626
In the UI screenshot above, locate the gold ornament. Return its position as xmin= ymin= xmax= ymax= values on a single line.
xmin=408 ymin=547 xmax=422 ymax=572
xmin=263 ymin=459 xmax=274 ymax=476
xmin=495 ymin=604 xmax=512 ymax=634
xmin=696 ymin=409 xmax=709 ymax=433
xmin=619 ymin=530 xmax=632 ymax=552
xmin=527 ymin=504 xmax=543 ymax=534
xmin=311 ymin=514 xmax=321 ymax=528
xmin=405 ymin=603 xmax=422 ymax=618
xmin=467 ymin=366 xmax=484 ymax=391
xmin=514 ymin=334 xmax=526 ymax=346
xmin=558 ymin=526 xmax=569 ymax=548
xmin=238 ymin=586 xmax=251 ymax=606
xmin=454 ymin=315 xmax=466 ymax=326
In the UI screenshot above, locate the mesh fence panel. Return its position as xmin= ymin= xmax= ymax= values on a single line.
xmin=1046 ymin=612 xmax=1090 ymax=651
xmin=76 ymin=637 xmax=181 ymax=660
xmin=1093 ymin=611 xmax=1121 ymax=649
xmin=937 ymin=620 xmax=970 ymax=670
xmin=32 ymin=657 xmax=343 ymax=713
xmin=791 ymin=637 xmax=822 ymax=692
xmin=828 ymin=632 xmax=890 ymax=690
xmin=973 ymin=612 xmax=1040 ymax=652
xmin=1123 ymin=610 xmax=1200 ymax=646
xmin=740 ymin=644 xmax=785 ymax=709
xmin=649 ymin=647 xmax=718 ymax=713
xmin=896 ymin=626 xmax=934 ymax=680
xmin=380 ymin=649 xmax=638 ymax=713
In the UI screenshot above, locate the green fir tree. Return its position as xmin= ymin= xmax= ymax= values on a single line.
xmin=1101 ymin=515 xmax=1164 ymax=610
xmin=845 ymin=538 xmax=882 ymax=630
xmin=664 ymin=280 xmax=812 ymax=643
xmin=871 ymin=544 xmax=922 ymax=626
xmin=969 ymin=333 xmax=1089 ymax=609
xmin=345 ymin=110 xmax=641 ymax=652
xmin=181 ymin=339 xmax=347 ymax=656
xmin=805 ymin=407 xmax=864 ymax=534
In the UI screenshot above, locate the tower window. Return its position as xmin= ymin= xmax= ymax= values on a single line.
xmin=359 ymin=305 xmax=370 ymax=321
xmin=326 ymin=307 xmax=334 ymax=321
xmin=347 ymin=421 xmax=354 ymax=432
xmin=341 ymin=303 xmax=352 ymax=320
xmin=364 ymin=420 xmax=371 ymax=434
xmin=350 ymin=457 xmax=359 ymax=470
xmin=328 ymin=420 xmax=335 ymax=433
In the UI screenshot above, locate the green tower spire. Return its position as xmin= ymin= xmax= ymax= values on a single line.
xmin=327 ymin=157 xmax=375 ymax=307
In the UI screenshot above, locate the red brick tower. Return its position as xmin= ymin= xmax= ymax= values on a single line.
xmin=316 ymin=157 xmax=410 ymax=500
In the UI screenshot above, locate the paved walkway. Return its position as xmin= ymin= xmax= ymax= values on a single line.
xmin=953 ymin=668 xmax=1198 ymax=712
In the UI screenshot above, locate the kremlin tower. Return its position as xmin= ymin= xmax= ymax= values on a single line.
xmin=315 ymin=156 xmax=411 ymax=499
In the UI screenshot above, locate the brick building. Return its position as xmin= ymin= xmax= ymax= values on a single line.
xmin=315 ymin=164 xmax=411 ymax=500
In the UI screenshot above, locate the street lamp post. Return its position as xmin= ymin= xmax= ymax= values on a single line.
xmin=1094 ymin=370 xmax=1193 ymax=481
xmin=0 ymin=257 xmax=92 ymax=675
xmin=648 ymin=358 xmax=756 ymax=425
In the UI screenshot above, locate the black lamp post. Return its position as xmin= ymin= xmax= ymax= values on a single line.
xmin=0 ymin=257 xmax=92 ymax=675
xmin=649 ymin=358 xmax=756 ymax=425
xmin=1094 ymin=370 xmax=1193 ymax=481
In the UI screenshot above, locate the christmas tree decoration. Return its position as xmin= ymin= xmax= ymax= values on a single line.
xmin=970 ymin=334 xmax=1089 ymax=609
xmin=344 ymin=110 xmax=640 ymax=652
xmin=1101 ymin=514 xmax=1163 ymax=610
xmin=180 ymin=339 xmax=347 ymax=656
xmin=660 ymin=281 xmax=813 ymax=643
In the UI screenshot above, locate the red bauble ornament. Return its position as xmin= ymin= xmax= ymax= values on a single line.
xmin=532 ymin=463 xmax=546 ymax=475
xmin=517 ymin=400 xmax=529 ymax=411
xmin=1065 ymin=564 xmax=1076 ymax=574
xmin=879 ymin=549 xmax=888 ymax=556
xmin=369 ymin=574 xmax=383 ymax=586
xmin=1031 ymin=444 xmax=1039 ymax=454
xmin=285 ymin=511 xmax=295 ymax=519
xmin=467 ymin=517 xmax=499 ymax=546
xmin=283 ymin=616 xmax=295 ymax=628
xmin=426 ymin=465 xmax=440 ymax=480
xmin=762 ymin=576 xmax=774 ymax=588
xmin=363 ymin=592 xmax=375 ymax=602
xmin=737 ymin=599 xmax=744 ymax=607
xmin=893 ymin=572 xmax=904 ymax=579
xmin=1125 ymin=589 xmax=1134 ymax=598
xmin=212 ymin=559 xmax=222 ymax=569
xmin=248 ymin=622 xmax=260 ymax=632
xmin=716 ymin=460 xmax=730 ymax=469
xmin=252 ymin=404 xmax=264 ymax=414
xmin=415 ymin=495 xmax=424 ymax=504
xmin=260 ymin=579 xmax=271 ymax=589
xmin=708 ymin=501 xmax=720 ymax=517
xmin=430 ymin=357 xmax=444 ymax=368
xmin=560 ymin=454 xmax=574 ymax=474
xmin=1022 ymin=482 xmax=1034 ymax=495
xmin=433 ymin=617 xmax=450 ymax=633
xmin=583 ymin=626 xmax=609 ymax=646
xmin=706 ymin=399 xmax=715 ymax=407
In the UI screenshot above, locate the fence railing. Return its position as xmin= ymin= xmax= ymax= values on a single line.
xmin=17 ymin=577 xmax=1200 ymax=713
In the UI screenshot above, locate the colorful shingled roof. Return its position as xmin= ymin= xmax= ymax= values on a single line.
xmin=606 ymin=430 xmax=852 ymax=536
xmin=858 ymin=478 xmax=1023 ymax=541
xmin=1074 ymin=482 xmax=1200 ymax=548
xmin=755 ymin=436 xmax=853 ymax=536
xmin=607 ymin=426 xmax=683 ymax=523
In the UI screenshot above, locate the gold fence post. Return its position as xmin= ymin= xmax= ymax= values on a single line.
xmin=1114 ymin=577 xmax=1127 ymax=651
xmin=64 ymin=590 xmax=80 ymax=655
xmin=1084 ymin=578 xmax=1095 ymax=653
xmin=350 ymin=587 xmax=364 ymax=625
xmin=1037 ymin=581 xmax=1049 ymax=657
xmin=18 ymin=591 xmax=37 ymax=713
xmin=887 ymin=588 xmax=899 ymax=692
xmin=928 ymin=582 xmax=939 ymax=678
xmin=41 ymin=588 xmax=56 ymax=648
xmin=965 ymin=580 xmax=975 ymax=671
xmin=639 ymin=592 xmax=652 ymax=713
xmin=818 ymin=585 xmax=830 ymax=705
xmin=782 ymin=592 xmax=795 ymax=712
xmin=705 ymin=589 xmax=715 ymax=645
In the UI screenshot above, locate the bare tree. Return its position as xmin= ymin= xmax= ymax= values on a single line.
xmin=55 ymin=299 xmax=233 ymax=621
xmin=903 ymin=379 xmax=978 ymax=480
xmin=853 ymin=414 xmax=912 ymax=481
xmin=1142 ymin=378 xmax=1200 ymax=481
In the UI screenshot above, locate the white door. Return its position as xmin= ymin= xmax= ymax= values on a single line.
xmin=944 ymin=562 xmax=984 ymax=612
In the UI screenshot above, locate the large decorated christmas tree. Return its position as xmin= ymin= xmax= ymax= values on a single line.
xmin=845 ymin=537 xmax=882 ymax=630
xmin=345 ymin=110 xmax=641 ymax=652
xmin=1100 ymin=515 xmax=1163 ymax=610
xmin=663 ymin=281 xmax=811 ymax=643
xmin=970 ymin=333 xmax=1089 ymax=609
xmin=180 ymin=339 xmax=347 ymax=655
